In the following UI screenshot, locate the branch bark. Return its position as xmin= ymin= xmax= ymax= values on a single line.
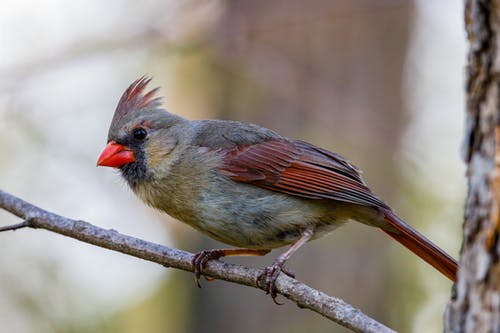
xmin=445 ymin=0 xmax=500 ymax=332
xmin=0 ymin=189 xmax=395 ymax=333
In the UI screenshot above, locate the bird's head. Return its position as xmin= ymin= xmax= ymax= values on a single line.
xmin=97 ymin=76 xmax=184 ymax=188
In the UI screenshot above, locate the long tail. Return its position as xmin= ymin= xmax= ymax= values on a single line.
xmin=380 ymin=208 xmax=457 ymax=281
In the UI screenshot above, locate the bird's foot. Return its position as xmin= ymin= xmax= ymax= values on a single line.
xmin=192 ymin=248 xmax=270 ymax=288
xmin=257 ymin=259 xmax=295 ymax=304
xmin=192 ymin=249 xmax=226 ymax=288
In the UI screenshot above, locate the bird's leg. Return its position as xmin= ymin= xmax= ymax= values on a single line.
xmin=192 ymin=248 xmax=270 ymax=287
xmin=258 ymin=225 xmax=314 ymax=303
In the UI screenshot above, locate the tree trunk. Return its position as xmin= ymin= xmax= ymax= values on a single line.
xmin=445 ymin=1 xmax=500 ymax=332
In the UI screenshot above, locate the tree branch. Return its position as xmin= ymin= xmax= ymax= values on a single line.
xmin=0 ymin=189 xmax=395 ymax=333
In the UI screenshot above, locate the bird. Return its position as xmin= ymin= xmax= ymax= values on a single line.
xmin=97 ymin=76 xmax=457 ymax=300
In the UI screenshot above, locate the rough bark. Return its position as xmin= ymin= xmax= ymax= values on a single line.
xmin=445 ymin=1 xmax=500 ymax=332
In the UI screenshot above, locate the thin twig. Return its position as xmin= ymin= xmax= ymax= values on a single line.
xmin=0 ymin=220 xmax=31 ymax=232
xmin=0 ymin=188 xmax=396 ymax=333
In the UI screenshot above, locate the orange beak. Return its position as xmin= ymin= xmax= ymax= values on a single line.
xmin=97 ymin=141 xmax=135 ymax=168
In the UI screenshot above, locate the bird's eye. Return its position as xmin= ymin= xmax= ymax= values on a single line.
xmin=132 ymin=127 xmax=147 ymax=141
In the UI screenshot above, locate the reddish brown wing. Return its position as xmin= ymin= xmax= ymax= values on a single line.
xmin=219 ymin=139 xmax=389 ymax=209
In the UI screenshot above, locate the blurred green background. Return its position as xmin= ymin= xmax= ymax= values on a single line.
xmin=0 ymin=1 xmax=464 ymax=332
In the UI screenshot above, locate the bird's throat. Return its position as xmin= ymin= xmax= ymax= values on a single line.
xmin=120 ymin=150 xmax=148 ymax=189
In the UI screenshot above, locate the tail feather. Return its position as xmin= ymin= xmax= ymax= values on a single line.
xmin=381 ymin=209 xmax=457 ymax=281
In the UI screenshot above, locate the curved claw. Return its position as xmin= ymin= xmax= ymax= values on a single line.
xmin=281 ymin=266 xmax=296 ymax=279
xmin=192 ymin=249 xmax=224 ymax=288
xmin=257 ymin=261 xmax=295 ymax=304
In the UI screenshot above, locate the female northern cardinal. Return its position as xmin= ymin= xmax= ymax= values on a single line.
xmin=97 ymin=77 xmax=457 ymax=299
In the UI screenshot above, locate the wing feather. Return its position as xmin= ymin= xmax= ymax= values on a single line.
xmin=219 ymin=139 xmax=389 ymax=208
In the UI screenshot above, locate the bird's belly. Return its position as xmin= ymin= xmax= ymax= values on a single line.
xmin=193 ymin=185 xmax=346 ymax=249
xmin=137 ymin=175 xmax=351 ymax=249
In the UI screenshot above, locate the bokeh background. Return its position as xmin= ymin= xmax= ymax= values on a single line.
xmin=0 ymin=1 xmax=465 ymax=332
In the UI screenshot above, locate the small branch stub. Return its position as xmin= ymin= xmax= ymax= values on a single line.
xmin=0 ymin=220 xmax=31 ymax=232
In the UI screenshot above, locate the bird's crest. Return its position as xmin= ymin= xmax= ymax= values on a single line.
xmin=114 ymin=76 xmax=162 ymax=120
